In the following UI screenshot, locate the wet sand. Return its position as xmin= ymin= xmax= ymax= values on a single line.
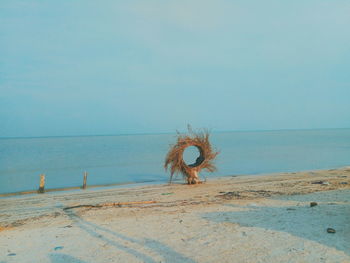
xmin=1 ymin=167 xmax=350 ymax=263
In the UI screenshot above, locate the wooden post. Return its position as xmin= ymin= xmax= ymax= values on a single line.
xmin=38 ymin=174 xmax=45 ymax=193
xmin=82 ymin=171 xmax=88 ymax=189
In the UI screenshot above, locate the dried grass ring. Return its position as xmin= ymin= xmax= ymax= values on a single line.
xmin=164 ymin=129 xmax=219 ymax=184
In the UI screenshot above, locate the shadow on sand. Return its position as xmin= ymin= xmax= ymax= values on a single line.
xmin=63 ymin=209 xmax=195 ymax=263
xmin=202 ymin=190 xmax=350 ymax=254
xmin=49 ymin=253 xmax=89 ymax=263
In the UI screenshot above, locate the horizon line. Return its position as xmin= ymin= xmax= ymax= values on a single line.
xmin=0 ymin=127 xmax=349 ymax=140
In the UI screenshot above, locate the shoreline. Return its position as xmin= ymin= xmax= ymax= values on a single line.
xmin=1 ymin=165 xmax=349 ymax=198
xmin=0 ymin=181 xmax=153 ymax=198
xmin=1 ymin=167 xmax=349 ymax=262
xmin=1 ymin=166 xmax=349 ymax=227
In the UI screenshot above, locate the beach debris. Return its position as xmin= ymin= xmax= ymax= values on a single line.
xmin=217 ymin=191 xmax=241 ymax=199
xmin=161 ymin=192 xmax=174 ymax=195
xmin=54 ymin=246 xmax=64 ymax=251
xmin=311 ymin=181 xmax=330 ymax=185
xmin=64 ymin=225 xmax=73 ymax=228
xmin=63 ymin=200 xmax=157 ymax=210
xmin=340 ymin=182 xmax=348 ymax=185
xmin=165 ymin=126 xmax=219 ymax=185
xmin=246 ymin=190 xmax=280 ymax=197
xmin=10 ymin=221 xmax=23 ymax=227
xmin=310 ymin=202 xmax=318 ymax=207
xmin=0 ymin=226 xmax=11 ymax=232
xmin=327 ymin=228 xmax=336 ymax=233
xmin=53 ymin=212 xmax=61 ymax=217
xmin=8 ymin=253 xmax=16 ymax=256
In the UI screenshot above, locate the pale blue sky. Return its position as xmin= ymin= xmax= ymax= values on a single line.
xmin=1 ymin=0 xmax=350 ymax=137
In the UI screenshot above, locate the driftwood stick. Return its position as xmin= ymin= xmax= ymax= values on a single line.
xmin=102 ymin=201 xmax=157 ymax=207
xmin=63 ymin=204 xmax=100 ymax=210
xmin=63 ymin=200 xmax=157 ymax=210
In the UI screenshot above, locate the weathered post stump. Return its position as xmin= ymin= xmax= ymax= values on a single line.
xmin=38 ymin=174 xmax=45 ymax=193
xmin=82 ymin=171 xmax=88 ymax=189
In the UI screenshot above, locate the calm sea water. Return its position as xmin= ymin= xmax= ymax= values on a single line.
xmin=0 ymin=129 xmax=349 ymax=194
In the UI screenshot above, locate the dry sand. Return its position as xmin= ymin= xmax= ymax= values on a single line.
xmin=0 ymin=167 xmax=350 ymax=263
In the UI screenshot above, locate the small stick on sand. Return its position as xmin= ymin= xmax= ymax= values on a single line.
xmin=63 ymin=200 xmax=157 ymax=210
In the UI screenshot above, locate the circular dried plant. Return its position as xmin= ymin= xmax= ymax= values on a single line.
xmin=164 ymin=128 xmax=219 ymax=184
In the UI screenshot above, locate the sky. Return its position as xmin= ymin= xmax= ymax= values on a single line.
xmin=1 ymin=0 xmax=350 ymax=137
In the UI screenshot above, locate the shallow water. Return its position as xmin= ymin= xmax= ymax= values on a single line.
xmin=0 ymin=129 xmax=349 ymax=194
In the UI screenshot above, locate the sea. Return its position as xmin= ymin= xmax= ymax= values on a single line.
xmin=0 ymin=129 xmax=349 ymax=195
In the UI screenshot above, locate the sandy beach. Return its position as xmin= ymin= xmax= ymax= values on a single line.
xmin=1 ymin=167 xmax=349 ymax=263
